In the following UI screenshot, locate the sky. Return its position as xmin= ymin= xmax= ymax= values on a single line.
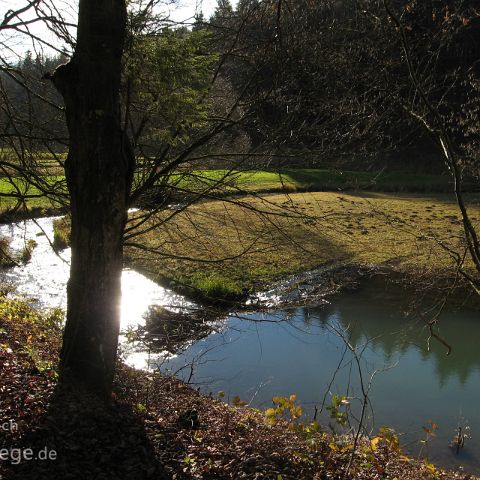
xmin=171 ymin=0 xmax=219 ymax=22
xmin=0 ymin=0 xmax=237 ymax=60
xmin=0 ymin=0 xmax=233 ymax=28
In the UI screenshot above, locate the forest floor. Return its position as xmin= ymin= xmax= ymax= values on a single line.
xmin=0 ymin=291 xmax=477 ymax=480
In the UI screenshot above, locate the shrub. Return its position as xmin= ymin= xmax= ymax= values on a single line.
xmin=21 ymin=239 xmax=37 ymax=263
xmin=0 ymin=237 xmax=16 ymax=267
xmin=53 ymin=217 xmax=71 ymax=250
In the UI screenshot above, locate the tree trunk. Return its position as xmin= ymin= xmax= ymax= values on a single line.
xmin=50 ymin=0 xmax=133 ymax=395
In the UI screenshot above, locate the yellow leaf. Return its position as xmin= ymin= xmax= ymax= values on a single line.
xmin=370 ymin=437 xmax=381 ymax=450
xmin=424 ymin=462 xmax=437 ymax=474
xmin=232 ymin=395 xmax=247 ymax=407
xmin=265 ymin=416 xmax=277 ymax=426
xmin=291 ymin=406 xmax=303 ymax=418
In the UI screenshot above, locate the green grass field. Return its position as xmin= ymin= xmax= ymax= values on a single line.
xmin=0 ymin=176 xmax=66 ymax=212
xmin=0 ymin=166 xmax=456 ymax=214
xmin=0 ymin=146 xmax=461 ymax=197
xmin=1 ymin=156 xmax=477 ymax=303
xmin=171 ymin=168 xmax=454 ymax=196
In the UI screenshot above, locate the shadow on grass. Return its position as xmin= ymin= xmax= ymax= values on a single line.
xmin=283 ymin=168 xmax=453 ymax=193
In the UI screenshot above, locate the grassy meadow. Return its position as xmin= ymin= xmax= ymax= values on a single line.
xmin=0 ymin=148 xmax=476 ymax=301
xmin=126 ymin=191 xmax=479 ymax=301
xmin=170 ymin=168 xmax=455 ymax=196
xmin=0 ymin=145 xmax=457 ymax=214
xmin=0 ymin=148 xmax=66 ymax=212
xmin=0 ymin=177 xmax=66 ymax=212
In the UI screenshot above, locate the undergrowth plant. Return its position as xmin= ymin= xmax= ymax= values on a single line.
xmin=21 ymin=239 xmax=37 ymax=263
xmin=265 ymin=395 xmax=303 ymax=429
xmin=0 ymin=294 xmax=63 ymax=376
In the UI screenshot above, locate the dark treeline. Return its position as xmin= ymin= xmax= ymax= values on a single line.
xmin=0 ymin=50 xmax=68 ymax=153
xmin=202 ymin=0 xmax=480 ymax=174
xmin=1 ymin=0 xmax=479 ymax=176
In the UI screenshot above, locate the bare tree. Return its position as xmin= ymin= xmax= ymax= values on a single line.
xmin=382 ymin=0 xmax=480 ymax=295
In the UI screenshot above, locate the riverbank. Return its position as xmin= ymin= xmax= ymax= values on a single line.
xmin=126 ymin=191 xmax=479 ymax=305
xmin=3 ymin=190 xmax=476 ymax=308
xmin=13 ymin=189 xmax=476 ymax=306
xmin=0 ymin=205 xmax=67 ymax=225
xmin=0 ymin=292 xmax=475 ymax=479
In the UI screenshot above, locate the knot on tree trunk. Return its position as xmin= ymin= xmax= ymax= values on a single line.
xmin=43 ymin=60 xmax=78 ymax=97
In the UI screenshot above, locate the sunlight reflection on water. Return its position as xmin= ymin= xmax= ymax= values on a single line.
xmin=0 ymin=216 xmax=194 ymax=368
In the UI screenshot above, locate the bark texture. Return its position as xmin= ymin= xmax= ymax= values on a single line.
xmin=51 ymin=0 xmax=133 ymax=394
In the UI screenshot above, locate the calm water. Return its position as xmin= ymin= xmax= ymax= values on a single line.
xmin=1 ymin=218 xmax=479 ymax=472
xmin=159 ymin=281 xmax=480 ymax=472
xmin=0 ymin=217 xmax=193 ymax=323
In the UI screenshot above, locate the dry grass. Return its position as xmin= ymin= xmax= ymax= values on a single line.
xmin=126 ymin=191 xmax=479 ymax=299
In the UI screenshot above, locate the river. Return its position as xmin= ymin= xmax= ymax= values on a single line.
xmin=1 ymin=217 xmax=479 ymax=472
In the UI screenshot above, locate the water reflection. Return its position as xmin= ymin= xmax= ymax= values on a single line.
xmin=313 ymin=284 xmax=480 ymax=387
xmin=0 ymin=217 xmax=70 ymax=307
xmin=0 ymin=217 xmax=194 ymax=368
xmin=161 ymin=281 xmax=480 ymax=472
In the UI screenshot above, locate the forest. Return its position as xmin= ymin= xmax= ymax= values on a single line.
xmin=0 ymin=0 xmax=479 ymax=479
